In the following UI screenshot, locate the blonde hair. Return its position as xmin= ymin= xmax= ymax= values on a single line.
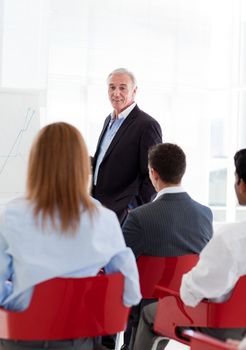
xmin=27 ymin=122 xmax=95 ymax=233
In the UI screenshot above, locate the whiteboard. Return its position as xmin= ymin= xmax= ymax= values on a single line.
xmin=0 ymin=89 xmax=43 ymax=204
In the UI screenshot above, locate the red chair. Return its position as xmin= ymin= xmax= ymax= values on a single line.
xmin=0 ymin=273 xmax=129 ymax=341
xmin=183 ymin=330 xmax=236 ymax=350
xmin=154 ymin=275 xmax=246 ymax=345
xmin=137 ymin=255 xmax=199 ymax=299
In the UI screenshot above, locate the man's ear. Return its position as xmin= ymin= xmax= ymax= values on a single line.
xmin=150 ymin=168 xmax=159 ymax=181
xmin=240 ymin=179 xmax=246 ymax=194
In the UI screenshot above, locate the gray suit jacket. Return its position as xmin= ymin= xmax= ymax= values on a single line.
xmin=122 ymin=192 xmax=213 ymax=258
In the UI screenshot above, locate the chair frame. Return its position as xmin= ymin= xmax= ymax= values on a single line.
xmin=154 ymin=275 xmax=246 ymax=344
xmin=137 ymin=254 xmax=199 ymax=299
xmin=183 ymin=330 xmax=236 ymax=350
xmin=0 ymin=273 xmax=130 ymax=341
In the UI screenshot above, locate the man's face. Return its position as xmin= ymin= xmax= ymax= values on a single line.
xmin=108 ymin=73 xmax=137 ymax=115
xmin=234 ymin=172 xmax=246 ymax=205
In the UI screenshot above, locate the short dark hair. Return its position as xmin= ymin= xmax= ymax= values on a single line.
xmin=148 ymin=143 xmax=186 ymax=184
xmin=234 ymin=148 xmax=246 ymax=183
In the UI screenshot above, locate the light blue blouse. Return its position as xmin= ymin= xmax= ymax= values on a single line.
xmin=0 ymin=197 xmax=141 ymax=310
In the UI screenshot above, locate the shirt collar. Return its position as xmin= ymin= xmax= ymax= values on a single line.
xmin=111 ymin=102 xmax=136 ymax=120
xmin=154 ymin=186 xmax=186 ymax=201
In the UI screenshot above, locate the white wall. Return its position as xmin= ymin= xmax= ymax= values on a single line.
xmin=1 ymin=0 xmax=246 ymax=221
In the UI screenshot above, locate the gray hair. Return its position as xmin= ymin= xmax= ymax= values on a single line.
xmin=107 ymin=68 xmax=137 ymax=87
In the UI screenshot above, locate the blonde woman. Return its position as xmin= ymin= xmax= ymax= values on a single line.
xmin=0 ymin=122 xmax=141 ymax=350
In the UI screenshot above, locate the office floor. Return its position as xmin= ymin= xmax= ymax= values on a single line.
xmin=166 ymin=340 xmax=189 ymax=350
xmin=117 ymin=333 xmax=189 ymax=350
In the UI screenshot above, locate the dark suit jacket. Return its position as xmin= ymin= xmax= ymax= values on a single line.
xmin=92 ymin=105 xmax=162 ymax=223
xmin=122 ymin=191 xmax=213 ymax=346
xmin=122 ymin=192 xmax=213 ymax=257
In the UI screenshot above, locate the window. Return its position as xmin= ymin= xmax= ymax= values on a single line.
xmin=1 ymin=0 xmax=246 ymax=222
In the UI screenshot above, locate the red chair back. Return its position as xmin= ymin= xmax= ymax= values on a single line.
xmin=154 ymin=275 xmax=246 ymax=344
xmin=0 ymin=273 xmax=129 ymax=340
xmin=137 ymin=255 xmax=199 ymax=299
xmin=183 ymin=330 xmax=235 ymax=350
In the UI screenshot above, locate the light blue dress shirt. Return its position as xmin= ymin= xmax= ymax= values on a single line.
xmin=94 ymin=103 xmax=136 ymax=185
xmin=0 ymin=197 xmax=141 ymax=311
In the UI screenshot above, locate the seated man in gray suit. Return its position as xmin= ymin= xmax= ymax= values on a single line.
xmin=122 ymin=143 xmax=213 ymax=350
xmin=132 ymin=148 xmax=246 ymax=350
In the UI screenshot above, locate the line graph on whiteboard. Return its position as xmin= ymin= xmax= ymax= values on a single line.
xmin=0 ymin=96 xmax=40 ymax=203
xmin=0 ymin=108 xmax=36 ymax=175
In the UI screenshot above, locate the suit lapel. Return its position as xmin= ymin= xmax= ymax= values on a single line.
xmin=102 ymin=105 xmax=139 ymax=162
xmin=94 ymin=116 xmax=111 ymax=162
xmin=96 ymin=116 xmax=111 ymax=148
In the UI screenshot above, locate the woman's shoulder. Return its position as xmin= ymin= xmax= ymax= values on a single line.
xmin=0 ymin=197 xmax=32 ymax=229
xmin=91 ymin=198 xmax=119 ymax=222
xmin=1 ymin=196 xmax=30 ymax=214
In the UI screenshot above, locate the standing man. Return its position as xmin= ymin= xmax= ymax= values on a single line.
xmin=92 ymin=68 xmax=162 ymax=224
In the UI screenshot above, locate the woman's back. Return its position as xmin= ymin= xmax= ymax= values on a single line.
xmin=0 ymin=196 xmax=140 ymax=311
xmin=0 ymin=122 xmax=141 ymax=314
